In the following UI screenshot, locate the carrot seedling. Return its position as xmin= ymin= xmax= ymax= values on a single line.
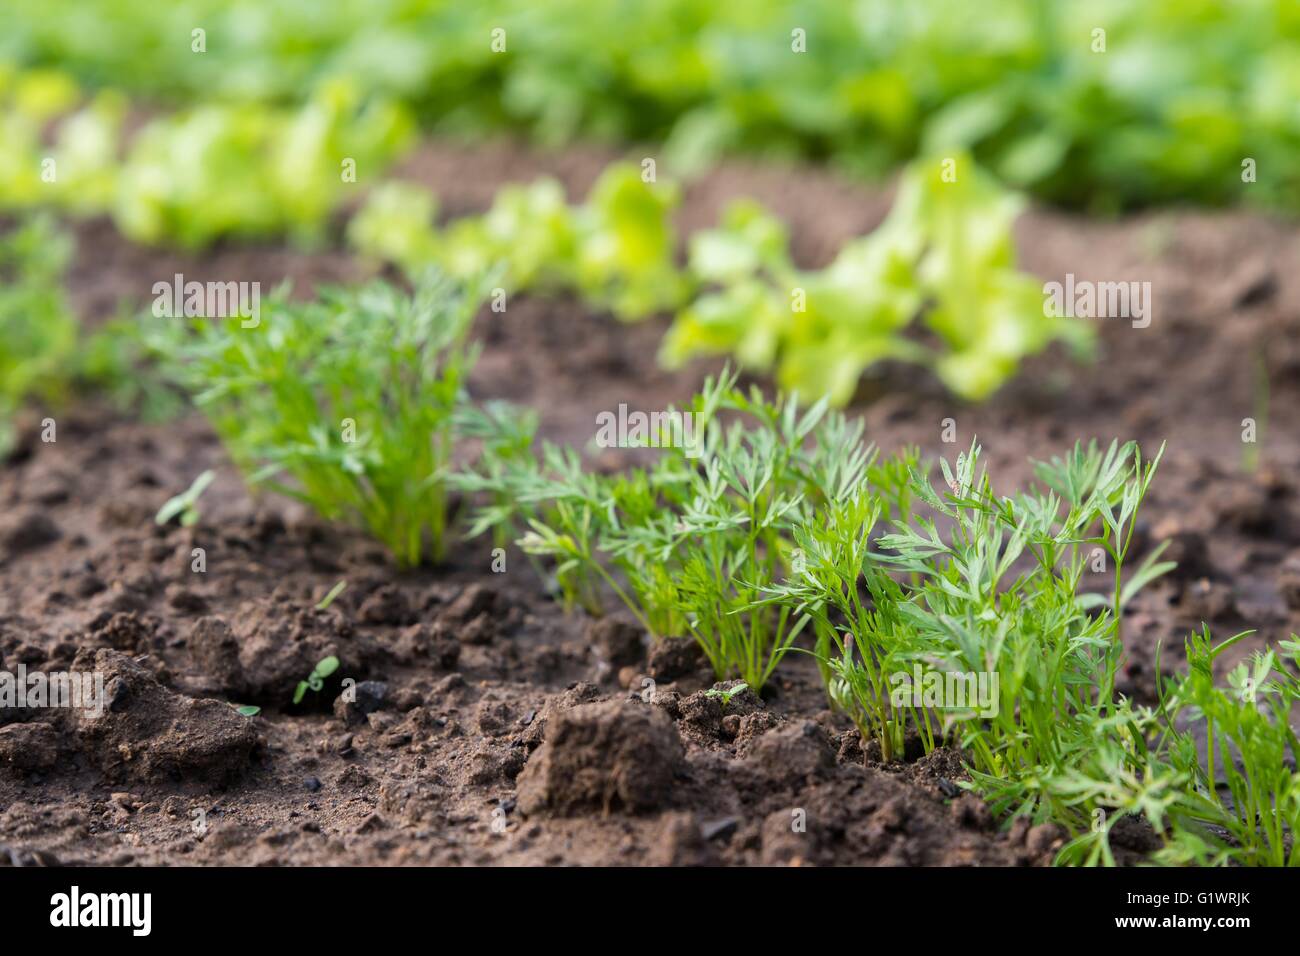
xmin=1145 ymin=628 xmax=1300 ymax=867
xmin=293 ymin=656 xmax=340 ymax=706
xmin=149 ymin=274 xmax=486 ymax=567
xmin=0 ymin=216 xmax=78 ymax=458
xmin=315 ymin=580 xmax=347 ymax=611
xmin=763 ymin=438 xmax=1179 ymax=851
xmin=457 ymin=368 xmax=879 ymax=692
xmin=703 ymin=683 xmax=748 ymax=708
xmin=155 ymin=470 xmax=215 ymax=527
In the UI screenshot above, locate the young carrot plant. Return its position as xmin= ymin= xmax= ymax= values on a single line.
xmin=764 ymin=439 xmax=1176 ymax=844
xmin=455 ymin=369 xmax=875 ymax=691
xmin=1148 ymin=629 xmax=1300 ymax=867
xmin=0 ymin=216 xmax=77 ymax=457
xmin=452 ymin=398 xmax=542 ymax=555
xmin=1050 ymin=627 xmax=1300 ymax=867
xmin=703 ymin=682 xmax=749 ymax=708
xmin=150 ymin=274 xmax=484 ymax=567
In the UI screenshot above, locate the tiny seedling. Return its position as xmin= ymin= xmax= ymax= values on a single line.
xmin=155 ymin=470 xmax=216 ymax=527
xmin=315 ymin=580 xmax=347 ymax=611
xmin=293 ymin=655 xmax=340 ymax=705
xmin=1242 ymin=348 xmax=1269 ymax=474
xmin=232 ymin=704 xmax=261 ymax=718
xmin=703 ymin=682 xmax=749 ymax=708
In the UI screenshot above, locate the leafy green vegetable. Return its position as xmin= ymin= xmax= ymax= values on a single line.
xmin=150 ymin=274 xmax=485 ymax=567
xmin=356 ymin=155 xmax=1086 ymax=402
xmin=571 ymin=165 xmax=685 ymax=319
xmin=4 ymin=1 xmax=1296 ymax=212
xmin=0 ymin=66 xmax=413 ymax=248
xmin=115 ymin=78 xmax=412 ymax=248
xmin=664 ymin=155 xmax=1091 ymax=403
xmin=350 ymin=163 xmax=683 ymax=321
xmin=345 ymin=181 xmax=442 ymax=275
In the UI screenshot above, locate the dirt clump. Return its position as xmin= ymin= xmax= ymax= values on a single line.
xmin=334 ymin=680 xmax=390 ymax=727
xmin=393 ymin=622 xmax=461 ymax=669
xmin=517 ymin=698 xmax=684 ymax=815
xmin=0 ymin=721 xmax=66 ymax=774
xmin=677 ymin=680 xmax=765 ymax=744
xmin=646 ymin=637 xmax=710 ymax=683
xmin=186 ymin=599 xmax=366 ymax=705
xmin=587 ymin=615 xmax=645 ymax=668
xmin=0 ymin=510 xmax=61 ymax=556
xmin=649 ymin=811 xmax=719 ymax=866
xmin=739 ymin=719 xmax=836 ymax=786
xmin=69 ymin=648 xmax=260 ymax=785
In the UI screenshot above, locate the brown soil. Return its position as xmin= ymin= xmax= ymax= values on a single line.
xmin=2 ymin=139 xmax=1298 ymax=866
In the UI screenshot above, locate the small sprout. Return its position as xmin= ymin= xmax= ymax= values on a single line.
xmin=293 ymin=655 xmax=341 ymax=705
xmin=155 ymin=469 xmax=215 ymax=527
xmin=315 ymin=580 xmax=348 ymax=611
xmin=703 ymin=682 xmax=749 ymax=708
xmin=233 ymin=704 xmax=261 ymax=717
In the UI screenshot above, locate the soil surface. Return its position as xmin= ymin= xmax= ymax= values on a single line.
xmin=2 ymin=139 xmax=1298 ymax=866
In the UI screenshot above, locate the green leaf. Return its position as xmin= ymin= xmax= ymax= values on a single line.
xmin=314 ymin=655 xmax=340 ymax=679
xmin=315 ymin=580 xmax=348 ymax=611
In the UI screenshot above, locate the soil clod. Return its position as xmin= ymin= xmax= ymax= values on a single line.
xmin=516 ymin=698 xmax=684 ymax=815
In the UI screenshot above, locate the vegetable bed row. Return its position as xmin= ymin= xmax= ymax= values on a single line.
xmin=5 ymin=235 xmax=1294 ymax=865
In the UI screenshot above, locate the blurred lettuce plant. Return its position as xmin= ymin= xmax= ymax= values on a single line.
xmin=665 ymin=155 xmax=1092 ymax=403
xmin=0 ymin=67 xmax=413 ymax=248
xmin=350 ymin=162 xmax=684 ymax=320
xmin=115 ymin=79 xmax=412 ymax=248
xmin=3 ymin=0 xmax=1296 ymax=212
